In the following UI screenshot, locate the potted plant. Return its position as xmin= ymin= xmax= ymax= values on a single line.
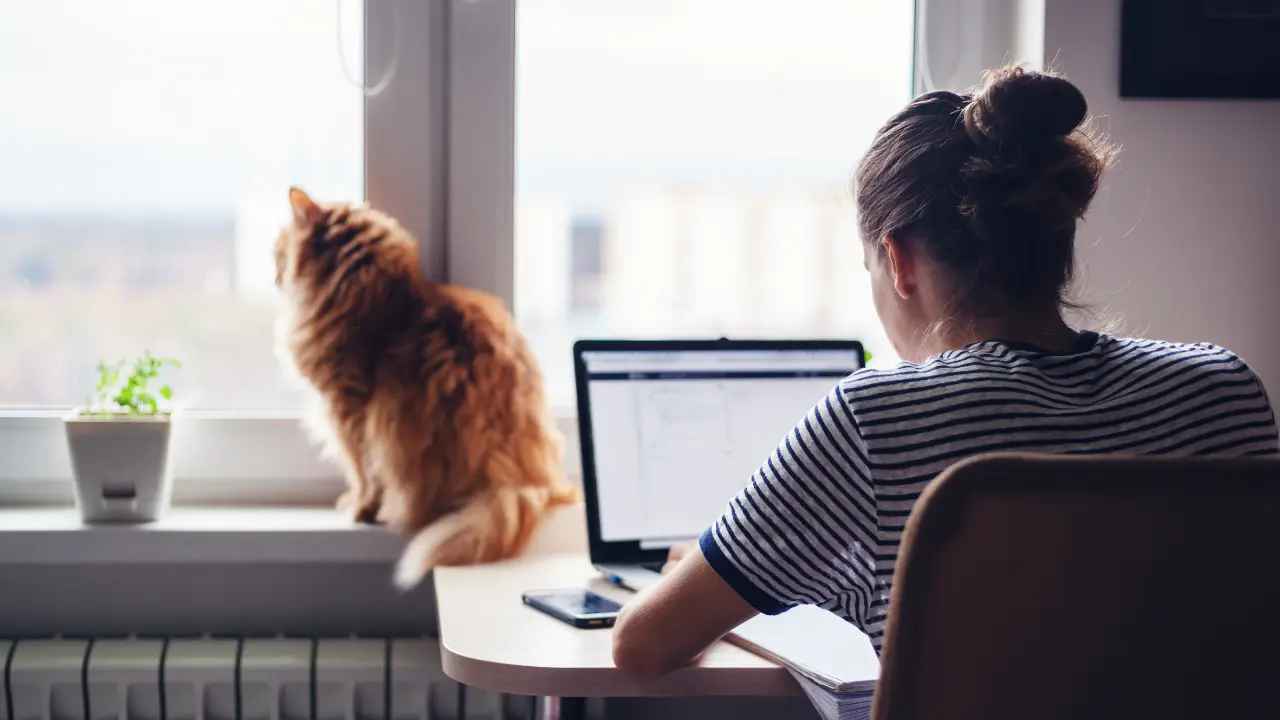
xmin=64 ymin=351 xmax=181 ymax=523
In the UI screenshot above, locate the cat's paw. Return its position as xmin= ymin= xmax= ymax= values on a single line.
xmin=353 ymin=502 xmax=381 ymax=525
xmin=376 ymin=502 xmax=402 ymax=529
xmin=338 ymin=489 xmax=383 ymax=525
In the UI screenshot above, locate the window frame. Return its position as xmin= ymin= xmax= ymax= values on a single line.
xmin=0 ymin=0 xmax=520 ymax=505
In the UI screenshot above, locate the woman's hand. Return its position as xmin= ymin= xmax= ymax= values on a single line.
xmin=662 ymin=540 xmax=697 ymax=575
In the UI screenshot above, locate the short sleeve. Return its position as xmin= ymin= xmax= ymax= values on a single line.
xmin=699 ymin=383 xmax=880 ymax=631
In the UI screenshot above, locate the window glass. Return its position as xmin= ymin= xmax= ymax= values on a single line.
xmin=516 ymin=0 xmax=914 ymax=405
xmin=0 ymin=0 xmax=363 ymax=408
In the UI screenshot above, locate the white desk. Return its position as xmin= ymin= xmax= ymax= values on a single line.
xmin=435 ymin=553 xmax=800 ymax=699
xmin=433 ymin=507 xmax=802 ymax=718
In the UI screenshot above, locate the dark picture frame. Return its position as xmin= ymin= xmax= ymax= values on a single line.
xmin=1120 ymin=0 xmax=1280 ymax=99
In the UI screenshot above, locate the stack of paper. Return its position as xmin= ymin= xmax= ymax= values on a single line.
xmin=794 ymin=673 xmax=875 ymax=720
xmin=728 ymin=605 xmax=879 ymax=720
xmin=793 ymin=671 xmax=875 ymax=717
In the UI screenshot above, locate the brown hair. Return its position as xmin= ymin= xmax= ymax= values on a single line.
xmin=854 ymin=67 xmax=1113 ymax=314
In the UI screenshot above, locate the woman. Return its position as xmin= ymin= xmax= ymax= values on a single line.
xmin=611 ymin=67 xmax=1279 ymax=675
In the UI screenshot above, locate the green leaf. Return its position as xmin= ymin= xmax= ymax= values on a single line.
xmin=84 ymin=352 xmax=180 ymax=414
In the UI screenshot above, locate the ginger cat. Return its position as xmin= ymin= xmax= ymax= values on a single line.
xmin=274 ymin=188 xmax=578 ymax=588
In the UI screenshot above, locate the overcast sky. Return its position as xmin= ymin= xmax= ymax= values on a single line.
xmin=0 ymin=0 xmax=912 ymax=214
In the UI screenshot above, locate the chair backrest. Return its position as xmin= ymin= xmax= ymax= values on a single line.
xmin=872 ymin=453 xmax=1280 ymax=720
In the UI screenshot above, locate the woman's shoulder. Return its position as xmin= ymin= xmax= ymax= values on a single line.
xmin=1091 ymin=334 xmax=1261 ymax=374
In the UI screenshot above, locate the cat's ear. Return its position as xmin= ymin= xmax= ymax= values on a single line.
xmin=289 ymin=187 xmax=323 ymax=227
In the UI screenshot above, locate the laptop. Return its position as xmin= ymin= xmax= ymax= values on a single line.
xmin=573 ymin=338 xmax=866 ymax=592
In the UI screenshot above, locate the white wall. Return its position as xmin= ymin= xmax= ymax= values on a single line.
xmin=1043 ymin=0 xmax=1280 ymax=403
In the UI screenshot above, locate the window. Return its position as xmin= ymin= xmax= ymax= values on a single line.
xmin=515 ymin=0 xmax=915 ymax=405
xmin=0 ymin=0 xmax=926 ymax=500
xmin=0 ymin=0 xmax=363 ymax=409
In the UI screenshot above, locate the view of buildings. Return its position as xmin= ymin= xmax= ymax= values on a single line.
xmin=0 ymin=214 xmax=293 ymax=408
xmin=517 ymin=188 xmax=894 ymax=405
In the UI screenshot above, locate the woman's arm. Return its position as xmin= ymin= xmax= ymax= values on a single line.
xmin=611 ymin=544 xmax=758 ymax=676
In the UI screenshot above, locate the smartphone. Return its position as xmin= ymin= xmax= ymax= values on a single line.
xmin=521 ymin=588 xmax=622 ymax=628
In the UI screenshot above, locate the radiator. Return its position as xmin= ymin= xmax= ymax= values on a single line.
xmin=0 ymin=638 xmax=525 ymax=720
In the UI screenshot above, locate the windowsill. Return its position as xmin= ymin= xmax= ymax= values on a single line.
xmin=0 ymin=506 xmax=405 ymax=565
xmin=0 ymin=503 xmax=589 ymax=566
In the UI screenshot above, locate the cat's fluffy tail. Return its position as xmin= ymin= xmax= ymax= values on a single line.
xmin=393 ymin=483 xmax=578 ymax=589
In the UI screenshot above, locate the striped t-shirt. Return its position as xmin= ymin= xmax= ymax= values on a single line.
xmin=699 ymin=332 xmax=1279 ymax=652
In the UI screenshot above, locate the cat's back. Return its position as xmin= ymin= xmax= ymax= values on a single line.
xmin=399 ymin=282 xmax=549 ymax=435
xmin=422 ymin=283 xmax=520 ymax=348
xmin=401 ymin=281 xmax=538 ymax=381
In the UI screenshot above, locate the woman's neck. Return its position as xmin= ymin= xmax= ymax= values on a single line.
xmin=923 ymin=308 xmax=1079 ymax=357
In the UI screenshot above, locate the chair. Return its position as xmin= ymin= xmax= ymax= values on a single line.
xmin=872 ymin=453 xmax=1280 ymax=720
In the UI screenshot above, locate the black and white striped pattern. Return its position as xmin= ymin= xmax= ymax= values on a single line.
xmin=699 ymin=333 xmax=1279 ymax=652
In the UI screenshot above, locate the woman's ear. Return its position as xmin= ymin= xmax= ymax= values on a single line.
xmin=882 ymin=234 xmax=916 ymax=300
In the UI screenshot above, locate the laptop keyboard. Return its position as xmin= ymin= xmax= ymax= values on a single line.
xmin=640 ymin=561 xmax=665 ymax=573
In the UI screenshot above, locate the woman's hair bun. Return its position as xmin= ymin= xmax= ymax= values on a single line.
xmin=962 ymin=67 xmax=1088 ymax=147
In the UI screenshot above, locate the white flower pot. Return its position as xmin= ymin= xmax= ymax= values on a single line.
xmin=63 ymin=409 xmax=177 ymax=523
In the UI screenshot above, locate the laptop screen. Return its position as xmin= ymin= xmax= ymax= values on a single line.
xmin=578 ymin=345 xmax=863 ymax=550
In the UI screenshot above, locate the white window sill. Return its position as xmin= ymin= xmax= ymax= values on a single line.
xmin=0 ymin=503 xmax=589 ymax=566
xmin=0 ymin=507 xmax=405 ymax=565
